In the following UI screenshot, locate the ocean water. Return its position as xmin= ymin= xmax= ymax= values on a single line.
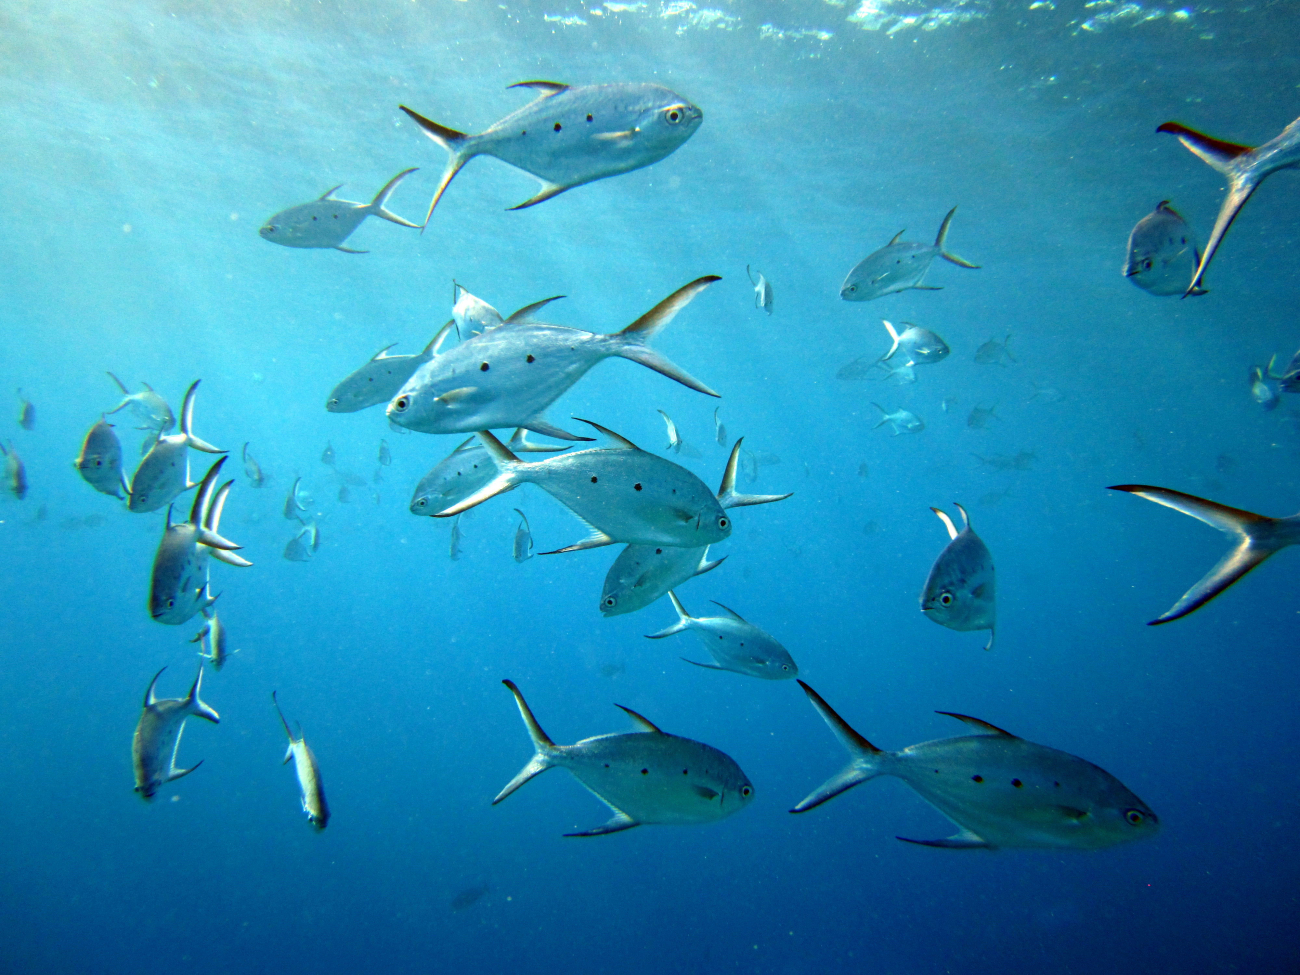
xmin=2 ymin=0 xmax=1299 ymax=971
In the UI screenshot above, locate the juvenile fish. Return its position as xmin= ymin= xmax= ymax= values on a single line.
xmin=242 ymin=442 xmax=266 ymax=487
xmin=494 ymin=680 xmax=754 ymax=836
xmin=401 ymin=82 xmax=702 ymax=224
xmin=841 ymin=207 xmax=979 ymax=301
xmin=449 ymin=513 xmax=464 ymax=561
xmin=283 ymin=476 xmax=308 ymax=520
xmin=16 ymin=389 xmax=34 ymax=430
xmin=790 ymin=682 xmax=1159 ymax=850
xmin=378 ymin=439 xmax=392 ymax=466
xmin=409 ymin=429 xmax=567 ymax=516
xmin=1 ymin=442 xmax=27 ymax=500
xmin=272 ymin=692 xmax=330 ymax=830
xmin=283 ymin=521 xmax=316 ymax=562
xmin=453 ymin=281 xmax=504 ymax=338
xmin=747 ymin=265 xmax=773 ymax=315
xmin=127 ymin=381 xmax=226 ymax=513
xmin=321 ymin=443 xmax=335 ymax=466
xmin=872 ymin=404 xmax=924 ymax=436
xmin=132 ymin=664 xmax=219 ymax=800
xmin=600 ymin=544 xmax=725 ymax=617
xmin=714 ymin=406 xmax=727 ymax=448
xmin=191 ymin=612 xmax=235 ymax=671
xmin=74 ymin=417 xmax=125 ymax=498
xmin=106 ymin=372 xmax=175 ymax=438
xmin=1249 ymin=364 xmax=1279 ymax=410
xmin=325 ymin=321 xmax=457 ymax=413
xmin=1123 ymin=201 xmax=1208 ymax=296
xmin=259 ymin=168 xmax=421 ymax=253
xmin=879 ymin=320 xmax=949 ymax=366
xmin=513 ymin=508 xmax=533 ymax=562
xmin=974 ymin=334 xmax=1015 ymax=366
xmin=646 ymin=592 xmax=797 ymax=680
xmin=967 ymin=404 xmax=998 ymax=429
xmin=921 ymin=503 xmax=996 ymax=650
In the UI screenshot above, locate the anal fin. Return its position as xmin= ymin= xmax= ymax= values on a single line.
xmin=897 ymin=829 xmax=992 ymax=850
xmin=564 ymin=810 xmax=639 ymax=837
xmin=509 ymin=182 xmax=569 ymax=210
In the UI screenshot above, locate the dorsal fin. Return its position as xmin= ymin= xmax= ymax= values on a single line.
xmin=931 ymin=506 xmax=960 ymax=540
xmin=709 ymin=600 xmax=747 ymax=622
xmin=369 ymin=343 xmax=399 ymax=361
xmin=504 ymin=295 xmax=566 ymax=325
xmin=144 ymin=667 xmax=166 ymax=707
xmin=508 ymin=81 xmax=570 ymax=97
xmin=615 ymin=704 xmax=663 ymax=734
xmin=318 ymin=183 xmax=344 ymax=201
xmin=574 ymin=418 xmax=639 ymax=450
xmin=936 ymin=712 xmax=1017 ymax=737
xmin=887 ymin=229 xmax=906 ymax=245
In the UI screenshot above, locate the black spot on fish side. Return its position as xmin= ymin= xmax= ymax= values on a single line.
xmin=480 ymin=362 xmax=490 ymax=372
xmin=526 ymin=354 xmax=535 ymax=363
xmin=587 ymin=114 xmax=593 ymax=121
xmin=655 ymin=548 xmax=662 ymax=554
xmin=641 ymin=768 xmax=648 ymax=775
xmin=1012 ymin=779 xmax=1023 ymax=788
xmin=682 ymin=769 xmax=688 ymax=775
xmin=634 ymin=483 xmax=642 ymax=491
xmin=591 ymin=476 xmax=598 ymax=483
xmin=972 ymin=775 xmax=984 ymax=783
xmin=554 ymin=122 xmax=562 ymax=131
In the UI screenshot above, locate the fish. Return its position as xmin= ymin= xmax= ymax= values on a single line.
xmin=840 ymin=207 xmax=979 ymax=301
xmin=857 ymin=463 xmax=869 ymax=477
xmin=450 ymin=885 xmax=490 ymax=912
xmin=388 ymin=278 xmax=720 ymax=440
xmin=272 ymin=692 xmax=330 ymax=830
xmin=106 ymin=372 xmax=175 ymax=439
xmin=974 ymin=334 xmax=1015 ymax=366
xmin=972 ymin=450 xmax=1036 ymax=472
xmin=409 ymin=428 xmax=567 ymax=516
xmin=1108 ymin=484 xmax=1300 ymax=623
xmin=283 ymin=522 xmax=315 ymax=562
xmin=16 ymin=389 xmax=34 ymax=430
xmin=1026 ymin=381 xmax=1063 ymax=404
xmin=449 ymin=513 xmax=464 ymax=561
xmin=746 ymin=265 xmax=773 ymax=315
xmin=126 ymin=381 xmax=226 ymax=513
xmin=600 ymin=544 xmax=725 ymax=617
xmin=259 ymin=168 xmax=421 ymax=253
xmin=242 ymin=442 xmax=266 ymax=487
xmin=1123 ymin=201 xmax=1208 ymax=297
xmin=435 ymin=422 xmax=791 ymax=553
xmin=453 ymin=282 xmax=504 ymax=338
xmin=835 ymin=354 xmax=881 ymax=381
xmin=658 ymin=409 xmax=684 ymax=453
xmin=321 ymin=443 xmax=335 ymax=466
xmin=132 ymin=663 xmax=219 ymax=800
xmin=378 ymin=440 xmax=392 ymax=466
xmin=512 ymin=508 xmax=533 ymax=562
xmin=646 ymin=592 xmax=798 ymax=679
xmin=493 ymin=680 xmax=754 ymax=836
xmin=879 ymin=320 xmax=950 ymax=366
xmin=149 ymin=457 xmax=252 ymax=625
xmin=921 ymin=503 xmax=996 ymax=650
xmin=400 ymin=82 xmax=703 ymax=224
xmin=1157 ymin=114 xmax=1300 ymax=296
xmin=1272 ymin=347 xmax=1300 ymax=393
xmin=1 ymin=442 xmax=27 ymax=500
xmin=1249 ymin=364 xmax=1279 ymax=410
xmin=714 ymin=406 xmax=727 ymax=448
xmin=74 ymin=417 xmax=125 ymax=498
xmin=872 ymin=404 xmax=924 ymax=436
xmin=967 ymin=404 xmax=999 ymax=429
xmin=338 ymin=484 xmax=351 ymax=503
xmin=283 ymin=476 xmax=308 ymax=520
xmin=941 ymin=396 xmax=958 ymax=413
xmin=325 ymin=321 xmax=457 ymax=413
xmin=191 ymin=612 xmax=235 ymax=671
xmin=789 ymin=682 xmax=1159 ymax=850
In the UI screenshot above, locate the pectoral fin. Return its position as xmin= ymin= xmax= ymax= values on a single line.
xmin=335 ymin=246 xmax=369 ymax=254
xmin=509 ymin=182 xmax=569 ymax=210
xmin=691 ymin=784 xmax=719 ymax=800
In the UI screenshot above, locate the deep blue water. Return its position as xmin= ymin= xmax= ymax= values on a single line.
xmin=2 ymin=0 xmax=1299 ymax=972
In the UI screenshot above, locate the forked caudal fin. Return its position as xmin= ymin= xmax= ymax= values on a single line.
xmin=179 ymin=380 xmax=226 ymax=455
xmin=366 ymin=168 xmax=422 ymax=227
xmin=717 ymin=438 xmax=793 ymax=509
xmin=399 ymin=105 xmax=473 ymax=230
xmin=184 ymin=662 xmax=220 ymax=724
xmin=933 ymin=207 xmax=980 ymax=269
xmin=433 ymin=431 xmax=524 ymax=517
xmin=493 ymin=680 xmax=559 ymax=804
xmin=644 ymin=591 xmax=694 ymax=639
xmin=612 ymin=276 xmax=722 ymax=398
xmin=790 ymin=681 xmax=883 ymax=814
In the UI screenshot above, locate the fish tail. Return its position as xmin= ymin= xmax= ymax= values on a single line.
xmin=494 ymin=680 xmax=559 ymax=804
xmin=790 ymin=681 xmax=884 ymax=814
xmin=934 ymin=206 xmax=980 ymax=269
xmin=1156 ymin=121 xmax=1254 ymax=174
xmin=367 ymin=167 xmax=422 ymax=228
xmin=399 ymin=106 xmax=473 ymax=230
xmin=435 ymin=431 xmax=522 ymax=517
xmin=106 ymin=371 xmax=130 ymax=396
xmin=179 ymin=380 xmax=225 ymax=454
xmin=185 ymin=662 xmax=220 ymax=724
xmin=612 ymin=276 xmax=721 ymax=397
xmin=716 ymin=438 xmax=793 ymax=509
xmin=881 ymin=320 xmax=901 ymax=360
xmin=645 ymin=591 xmax=693 ymax=638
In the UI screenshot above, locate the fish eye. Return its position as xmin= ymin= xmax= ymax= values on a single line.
xmin=666 ymin=107 xmax=683 ymax=124
xmin=1124 ymin=808 xmax=1146 ymax=826
xmin=166 ymin=599 xmax=174 ymax=608
xmin=939 ymin=592 xmax=954 ymax=606
xmin=718 ymin=516 xmax=729 ymax=530
xmin=393 ymin=397 xmax=409 ymax=412
xmin=848 ymin=285 xmax=856 ymax=292
xmin=415 ymin=498 xmax=426 ymax=507
xmin=604 ymin=596 xmax=616 ymax=607
xmin=781 ymin=665 xmax=789 ymax=671
xmin=741 ymin=785 xmax=752 ymax=797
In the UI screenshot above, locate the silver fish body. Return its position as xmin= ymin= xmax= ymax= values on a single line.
xmin=128 ymin=381 xmax=225 ymax=513
xmin=647 ymin=592 xmax=797 ymax=679
xmin=880 ymin=320 xmax=949 ymax=366
xmin=1 ymin=442 xmax=27 ymax=500
xmin=967 ymin=404 xmax=998 ymax=429
xmin=259 ymin=168 xmax=420 ymax=252
xmin=106 ymin=372 xmax=174 ymax=435
xmin=74 ymin=418 xmax=125 ymax=498
xmin=192 ymin=612 xmax=232 ymax=670
xmin=921 ymin=503 xmax=996 ymax=650
xmin=872 ymin=404 xmax=924 ymax=435
xmin=242 ymin=442 xmax=266 ymax=487
xmin=273 ymin=692 xmax=329 ymax=830
xmin=714 ymin=407 xmax=727 ymax=448
xmin=409 ymin=429 xmax=566 ymax=516
xmin=283 ymin=530 xmax=313 ymax=562
xmin=1249 ymin=365 xmax=1279 ymax=410
xmin=600 ymin=543 xmax=724 ymax=617
xmin=132 ymin=664 xmax=219 ymax=800
xmin=378 ymin=440 xmax=392 ymax=466
xmin=325 ymin=322 xmax=455 ymax=413
xmin=747 ymin=265 xmax=773 ymax=314
xmin=841 ymin=208 xmax=979 ymax=301
xmin=512 ymin=508 xmax=533 ymax=562
xmin=1123 ymin=201 xmax=1207 ymax=297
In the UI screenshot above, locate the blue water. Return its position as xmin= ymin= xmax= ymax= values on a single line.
xmin=2 ymin=0 xmax=1299 ymax=971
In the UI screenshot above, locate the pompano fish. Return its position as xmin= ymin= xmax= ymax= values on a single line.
xmin=132 ymin=664 xmax=219 ymax=800
xmin=967 ymin=404 xmax=998 ymax=429
xmin=714 ymin=407 xmax=727 ymax=448
xmin=1 ymin=442 xmax=27 ymax=500
xmin=1250 ymin=364 xmax=1279 ymax=410
xmin=388 ymin=277 xmax=720 ymax=441
xmin=879 ymin=320 xmax=949 ymax=366
xmin=1123 ymin=201 xmax=1208 ymax=297
xmin=283 ymin=476 xmax=308 ymax=520
xmin=191 ymin=612 xmax=235 ymax=671
xmin=835 ymin=354 xmax=879 ymax=381
xmin=646 ymin=592 xmax=797 ymax=680
xmin=790 ymin=682 xmax=1159 ymax=850
xmin=600 ymin=543 xmax=725 ymax=617
xmin=1109 ymin=484 xmax=1300 ymax=623
xmin=321 ymin=443 xmax=335 ymax=466
xmin=106 ymin=372 xmax=175 ymax=438
xmin=658 ymin=409 xmax=684 ymax=453
xmin=746 ymin=265 xmax=773 ymax=315
xmin=1157 ymin=114 xmax=1300 ymax=296
xmin=242 ymin=443 xmax=266 ymax=487
xmin=453 ymin=282 xmax=503 ymax=338
xmin=259 ymin=168 xmax=421 ymax=253
xmin=325 ymin=322 xmax=457 ymax=413
xmin=16 ymin=389 xmax=34 ymax=430
xmin=435 ymin=422 xmax=791 ymax=553
xmin=400 ymin=82 xmax=703 ymax=224
xmin=74 ymin=417 xmax=125 ymax=498
xmin=127 ymin=381 xmax=226 ymax=513
xmin=512 ymin=508 xmax=533 ymax=562
xmin=494 ymin=680 xmax=754 ymax=836
xmin=449 ymin=513 xmax=464 ymax=561
xmin=272 ymin=692 xmax=330 ymax=831
xmin=921 ymin=503 xmax=996 ymax=650
xmin=409 ymin=428 xmax=567 ymax=516
xmin=974 ymin=334 xmax=1015 ymax=366
xmin=283 ymin=521 xmax=316 ymax=562
xmin=872 ymin=404 xmax=924 ymax=436
xmin=841 ymin=207 xmax=979 ymax=301
xmin=378 ymin=440 xmax=392 ymax=466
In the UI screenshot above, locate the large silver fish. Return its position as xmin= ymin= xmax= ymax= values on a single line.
xmin=921 ymin=503 xmax=996 ymax=650
xmin=127 ymin=381 xmax=226 ymax=513
xmin=259 ymin=168 xmax=421 ymax=253
xmin=790 ymin=682 xmax=1159 ymax=850
xmin=387 ymin=277 xmax=720 ymax=440
xmin=1157 ymin=114 xmax=1300 ymax=296
xmin=746 ymin=265 xmax=773 ymax=315
xmin=646 ymin=592 xmax=797 ymax=680
xmin=132 ymin=664 xmax=219 ymax=801
xmin=600 ymin=544 xmax=725 ymax=617
xmin=872 ymin=404 xmax=924 ymax=436
xmin=1109 ymin=484 xmax=1300 ymax=623
xmin=1 ymin=442 xmax=27 ymax=500
xmin=272 ymin=692 xmax=330 ymax=831
xmin=840 ymin=207 xmax=979 ymax=301
xmin=494 ymin=680 xmax=754 ymax=836
xmin=191 ymin=611 xmax=234 ymax=671
xmin=325 ymin=321 xmax=457 ymax=413
xmin=435 ymin=423 xmax=790 ymax=553
xmin=16 ymin=389 xmax=34 ymax=430
xmin=1123 ymin=201 xmax=1208 ymax=297
xmin=453 ymin=281 xmax=503 ymax=338
xmin=74 ymin=417 xmax=125 ymax=498
xmin=408 ymin=428 xmax=567 ymax=516
xmin=400 ymin=82 xmax=703 ymax=224
xmin=879 ymin=320 xmax=949 ymax=366
xmin=512 ymin=508 xmax=533 ymax=563
xmin=106 ymin=372 xmax=174 ymax=438
xmin=149 ymin=457 xmax=251 ymax=625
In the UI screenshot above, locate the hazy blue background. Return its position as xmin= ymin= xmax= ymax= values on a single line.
xmin=1 ymin=0 xmax=1298 ymax=972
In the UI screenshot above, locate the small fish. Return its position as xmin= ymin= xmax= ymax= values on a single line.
xmin=283 ymin=476 xmax=308 ymax=519
xmin=409 ymin=429 xmax=567 ymax=516
xmin=0 ymin=441 xmax=27 ymax=499
xmin=493 ymin=680 xmax=754 ymax=836
xmin=921 ymin=503 xmax=996 ymax=650
xmin=259 ymin=168 xmax=421 ymax=252
xmin=127 ymin=381 xmax=226 ymax=514
xmin=16 ymin=389 xmax=34 ymax=430
xmin=283 ymin=520 xmax=317 ymax=562
xmin=941 ymin=396 xmax=958 ymax=413
xmin=879 ymin=320 xmax=949 ymax=366
xmin=835 ymin=354 xmax=881 ymax=381
xmin=714 ymin=407 xmax=727 ymax=448
xmin=599 ymin=663 xmax=625 ymax=679
xmin=325 ymin=322 xmax=457 ymax=413
xmin=1026 ymin=381 xmax=1063 ymax=404
xmin=321 ymin=443 xmax=335 ymax=466
xmin=1157 ymin=114 xmax=1300 ymax=295
xmin=272 ymin=692 xmax=330 ymax=830
xmin=746 ymin=265 xmax=773 ymax=315
xmin=132 ymin=663 xmax=220 ymax=801
xmin=1249 ymin=364 xmax=1279 ymax=411
xmin=338 ymin=484 xmax=351 ymax=503
xmin=857 ymin=463 xmax=869 ymax=477
xmin=74 ymin=417 xmax=125 ymax=498
xmin=872 ymin=404 xmax=924 ymax=436
xmin=453 ymin=282 xmax=504 ymax=338
xmin=974 ymin=334 xmax=1015 ymax=366
xmin=790 ymin=682 xmax=1159 ymax=850
xmin=600 ymin=544 xmax=725 ymax=617
xmin=106 ymin=372 xmax=175 ymax=437
xmin=841 ymin=207 xmax=979 ymax=301
xmin=191 ymin=612 xmax=235 ymax=671
xmin=400 ymin=82 xmax=703 ymax=224
xmin=242 ymin=443 xmax=266 ymax=487
xmin=449 ymin=513 xmax=464 ymax=561
xmin=658 ymin=409 xmax=684 ymax=453
xmin=512 ymin=508 xmax=533 ymax=563
xmin=972 ymin=450 xmax=1036 ymax=472
xmin=646 ymin=592 xmax=798 ymax=680
xmin=1123 ymin=201 xmax=1208 ymax=297
xmin=1109 ymin=484 xmax=1300 ymax=623
xmin=967 ymin=404 xmax=999 ymax=429
xmin=451 ymin=885 xmax=490 ymax=913
xmin=378 ymin=440 xmax=392 ymax=466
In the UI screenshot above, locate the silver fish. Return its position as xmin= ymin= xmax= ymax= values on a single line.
xmin=191 ymin=612 xmax=234 ymax=671
xmin=790 ymin=682 xmax=1159 ymax=850
xmin=127 ymin=381 xmax=226 ymax=513
xmin=132 ymin=664 xmax=219 ymax=801
xmin=835 ymin=354 xmax=879 ymax=381
xmin=1109 ymin=484 xmax=1300 ymax=623
xmin=74 ymin=417 xmax=125 ymax=498
xmin=435 ymin=423 xmax=790 ymax=553
xmin=714 ymin=406 xmax=727 ymax=448
xmin=242 ymin=442 xmax=266 ymax=487
xmin=378 ymin=439 xmax=392 ymax=466
xmin=921 ymin=503 xmax=996 ymax=651
xmin=401 ymin=82 xmax=703 ymax=223
xmin=283 ymin=476 xmax=308 ymax=520
xmin=872 ymin=404 xmax=924 ymax=436
xmin=1157 ymin=114 xmax=1300 ymax=296
xmin=494 ymin=680 xmax=754 ymax=836
xmin=646 ymin=592 xmax=797 ymax=680
xmin=16 ymin=389 xmax=34 ymax=430
xmin=840 ymin=207 xmax=979 ymax=301
xmin=746 ymin=265 xmax=773 ymax=315
xmin=449 ymin=513 xmax=464 ymax=561
xmin=321 ymin=443 xmax=335 ymax=466
xmin=325 ymin=321 xmax=457 ymax=413
xmin=453 ymin=281 xmax=504 ymax=338
xmin=1249 ymin=363 xmax=1279 ymax=410
xmin=512 ymin=508 xmax=533 ymax=562
xmin=658 ymin=409 xmax=683 ymax=453
xmin=272 ymin=692 xmax=330 ymax=830
xmin=259 ymin=168 xmax=421 ymax=253
xmin=388 ymin=278 xmax=719 ymax=440
xmin=283 ymin=520 xmax=316 ymax=562
xmin=1 ymin=442 xmax=27 ymax=500
xmin=967 ymin=404 xmax=998 ymax=429
xmin=409 ymin=428 xmax=567 ymax=516
xmin=974 ymin=334 xmax=1015 ymax=366
xmin=1123 ymin=201 xmax=1208 ymax=297
xmin=879 ymin=320 xmax=949 ymax=366
xmin=149 ymin=457 xmax=251 ymax=625
xmin=106 ymin=372 xmax=175 ymax=437
xmin=600 ymin=544 xmax=725 ymax=617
